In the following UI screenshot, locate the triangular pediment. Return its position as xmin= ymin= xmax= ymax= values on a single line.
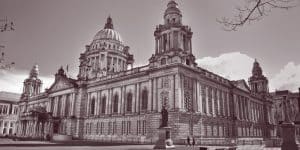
xmin=232 ymin=80 xmax=251 ymax=93
xmin=47 ymin=77 xmax=75 ymax=93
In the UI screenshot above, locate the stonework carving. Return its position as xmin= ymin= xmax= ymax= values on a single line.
xmin=162 ymin=76 xmax=170 ymax=88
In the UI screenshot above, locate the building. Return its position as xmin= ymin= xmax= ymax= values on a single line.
xmin=16 ymin=0 xmax=277 ymax=145
xmin=271 ymin=89 xmax=300 ymax=137
xmin=0 ymin=91 xmax=20 ymax=137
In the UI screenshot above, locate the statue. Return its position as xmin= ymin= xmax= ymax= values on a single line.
xmin=160 ymin=106 xmax=168 ymax=127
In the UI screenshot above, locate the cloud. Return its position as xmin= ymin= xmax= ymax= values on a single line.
xmin=196 ymin=52 xmax=300 ymax=92
xmin=270 ymin=62 xmax=300 ymax=92
xmin=0 ymin=69 xmax=54 ymax=94
xmin=196 ymin=52 xmax=254 ymax=80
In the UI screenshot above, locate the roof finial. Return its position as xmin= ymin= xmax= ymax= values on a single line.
xmin=104 ymin=15 xmax=114 ymax=29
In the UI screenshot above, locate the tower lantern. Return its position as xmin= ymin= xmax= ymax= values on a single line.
xmin=248 ymin=59 xmax=269 ymax=94
xmin=149 ymin=0 xmax=196 ymax=68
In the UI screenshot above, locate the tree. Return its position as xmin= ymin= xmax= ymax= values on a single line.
xmin=0 ymin=45 xmax=15 ymax=70
xmin=218 ymin=0 xmax=297 ymax=31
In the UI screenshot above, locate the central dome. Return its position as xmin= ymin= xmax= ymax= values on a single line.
xmin=92 ymin=16 xmax=123 ymax=44
xmin=93 ymin=28 xmax=123 ymax=43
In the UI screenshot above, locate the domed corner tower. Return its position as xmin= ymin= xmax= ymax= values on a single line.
xmin=149 ymin=0 xmax=196 ymax=68
xmin=248 ymin=59 xmax=269 ymax=95
xmin=21 ymin=64 xmax=43 ymax=100
xmin=77 ymin=16 xmax=134 ymax=80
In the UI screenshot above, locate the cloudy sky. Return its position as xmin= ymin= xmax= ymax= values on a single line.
xmin=0 ymin=0 xmax=299 ymax=93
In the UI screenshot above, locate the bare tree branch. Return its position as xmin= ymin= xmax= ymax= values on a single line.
xmin=217 ymin=0 xmax=298 ymax=31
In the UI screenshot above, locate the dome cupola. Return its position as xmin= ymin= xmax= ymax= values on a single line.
xmin=92 ymin=16 xmax=123 ymax=45
xmin=164 ymin=0 xmax=182 ymax=25
xmin=78 ymin=16 xmax=134 ymax=80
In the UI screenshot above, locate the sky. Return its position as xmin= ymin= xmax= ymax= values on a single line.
xmin=0 ymin=0 xmax=300 ymax=93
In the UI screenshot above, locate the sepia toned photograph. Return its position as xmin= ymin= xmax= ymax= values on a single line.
xmin=0 ymin=0 xmax=300 ymax=149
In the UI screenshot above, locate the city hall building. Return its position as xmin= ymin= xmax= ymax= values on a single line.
xmin=16 ymin=0 xmax=277 ymax=145
xmin=0 ymin=91 xmax=20 ymax=137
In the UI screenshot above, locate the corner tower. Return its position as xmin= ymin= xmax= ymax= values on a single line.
xmin=21 ymin=64 xmax=42 ymax=100
xmin=149 ymin=0 xmax=196 ymax=68
xmin=248 ymin=59 xmax=269 ymax=94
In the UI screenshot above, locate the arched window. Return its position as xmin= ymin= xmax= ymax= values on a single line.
xmin=90 ymin=97 xmax=95 ymax=115
xmin=126 ymin=93 xmax=133 ymax=112
xmin=141 ymin=89 xmax=148 ymax=110
xmin=113 ymin=94 xmax=119 ymax=113
xmin=101 ymin=96 xmax=106 ymax=114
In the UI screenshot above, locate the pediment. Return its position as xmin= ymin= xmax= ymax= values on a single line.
xmin=47 ymin=77 xmax=75 ymax=93
xmin=232 ymin=80 xmax=251 ymax=93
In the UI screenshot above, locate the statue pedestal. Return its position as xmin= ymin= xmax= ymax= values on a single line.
xmin=153 ymin=127 xmax=175 ymax=149
xmin=281 ymin=122 xmax=300 ymax=150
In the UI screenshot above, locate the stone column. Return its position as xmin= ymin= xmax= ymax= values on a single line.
xmin=206 ymin=86 xmax=209 ymax=115
xmin=174 ymin=74 xmax=180 ymax=110
xmin=153 ymin=78 xmax=157 ymax=111
xmin=192 ymin=79 xmax=197 ymax=112
xmin=136 ymin=83 xmax=140 ymax=113
xmin=211 ymin=89 xmax=215 ymax=116
xmin=180 ymin=74 xmax=184 ymax=111
xmin=121 ymin=86 xmax=125 ymax=114
xmin=197 ymin=81 xmax=202 ymax=113
xmin=148 ymin=79 xmax=153 ymax=112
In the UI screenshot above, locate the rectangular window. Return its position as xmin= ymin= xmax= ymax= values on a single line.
xmin=86 ymin=123 xmax=89 ymax=134
xmin=108 ymin=122 xmax=111 ymax=135
xmin=100 ymin=122 xmax=104 ymax=135
xmin=137 ymin=120 xmax=140 ymax=135
xmin=127 ymin=121 xmax=131 ymax=135
xmin=142 ymin=120 xmax=146 ymax=135
xmin=112 ymin=122 xmax=116 ymax=135
xmin=96 ymin=122 xmax=99 ymax=134
xmin=89 ymin=123 xmax=92 ymax=135
xmin=121 ymin=121 xmax=125 ymax=135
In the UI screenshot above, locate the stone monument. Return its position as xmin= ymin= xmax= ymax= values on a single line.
xmin=281 ymin=96 xmax=300 ymax=150
xmin=153 ymin=106 xmax=175 ymax=149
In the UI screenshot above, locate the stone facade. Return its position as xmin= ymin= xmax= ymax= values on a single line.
xmin=0 ymin=91 xmax=20 ymax=136
xmin=16 ymin=0 xmax=278 ymax=145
